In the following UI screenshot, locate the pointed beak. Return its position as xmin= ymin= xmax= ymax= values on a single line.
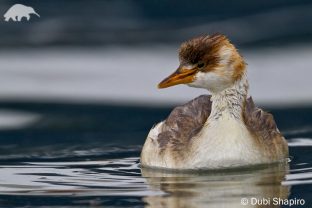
xmin=158 ymin=66 xmax=197 ymax=89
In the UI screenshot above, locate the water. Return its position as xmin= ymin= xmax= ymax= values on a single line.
xmin=0 ymin=102 xmax=311 ymax=207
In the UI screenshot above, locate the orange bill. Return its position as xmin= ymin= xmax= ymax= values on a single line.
xmin=158 ymin=67 xmax=197 ymax=89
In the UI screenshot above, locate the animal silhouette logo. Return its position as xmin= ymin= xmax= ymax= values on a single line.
xmin=4 ymin=4 xmax=40 ymax=22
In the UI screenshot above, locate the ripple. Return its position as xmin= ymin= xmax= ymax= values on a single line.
xmin=283 ymin=126 xmax=312 ymax=136
xmin=0 ymin=142 xmax=311 ymax=207
xmin=0 ymin=157 xmax=164 ymax=197
xmin=288 ymin=138 xmax=312 ymax=147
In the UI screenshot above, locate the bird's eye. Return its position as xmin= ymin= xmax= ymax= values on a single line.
xmin=197 ymin=62 xmax=205 ymax=68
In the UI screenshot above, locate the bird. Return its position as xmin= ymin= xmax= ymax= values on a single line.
xmin=140 ymin=34 xmax=289 ymax=170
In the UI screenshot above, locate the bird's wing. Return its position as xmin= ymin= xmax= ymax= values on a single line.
xmin=243 ymin=97 xmax=288 ymax=158
xmin=157 ymin=95 xmax=212 ymax=152
xmin=244 ymin=97 xmax=280 ymax=139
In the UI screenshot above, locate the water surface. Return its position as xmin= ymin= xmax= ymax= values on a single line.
xmin=0 ymin=102 xmax=311 ymax=207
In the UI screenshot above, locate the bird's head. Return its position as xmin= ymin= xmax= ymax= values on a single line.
xmin=158 ymin=34 xmax=246 ymax=93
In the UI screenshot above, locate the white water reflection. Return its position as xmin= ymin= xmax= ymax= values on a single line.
xmin=0 ymin=158 xmax=162 ymax=196
xmin=288 ymin=138 xmax=312 ymax=147
xmin=0 ymin=110 xmax=40 ymax=130
xmin=142 ymin=164 xmax=290 ymax=208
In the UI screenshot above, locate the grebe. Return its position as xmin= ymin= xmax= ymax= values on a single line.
xmin=141 ymin=34 xmax=288 ymax=170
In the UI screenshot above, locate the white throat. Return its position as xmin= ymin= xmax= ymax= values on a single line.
xmin=209 ymin=74 xmax=249 ymax=120
xmin=191 ymin=74 xmax=261 ymax=169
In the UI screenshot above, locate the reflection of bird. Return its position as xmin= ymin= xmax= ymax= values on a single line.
xmin=141 ymin=34 xmax=288 ymax=170
xmin=141 ymin=164 xmax=290 ymax=208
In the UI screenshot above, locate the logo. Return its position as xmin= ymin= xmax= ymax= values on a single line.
xmin=4 ymin=4 xmax=40 ymax=22
xmin=241 ymin=198 xmax=248 ymax=205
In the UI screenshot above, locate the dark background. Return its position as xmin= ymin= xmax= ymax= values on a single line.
xmin=0 ymin=0 xmax=311 ymax=48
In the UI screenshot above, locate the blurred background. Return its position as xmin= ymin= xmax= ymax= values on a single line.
xmin=0 ymin=1 xmax=312 ymax=207
xmin=0 ymin=0 xmax=312 ymax=106
xmin=0 ymin=0 xmax=311 ymax=155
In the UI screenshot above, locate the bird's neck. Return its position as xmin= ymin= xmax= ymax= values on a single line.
xmin=209 ymin=74 xmax=249 ymax=120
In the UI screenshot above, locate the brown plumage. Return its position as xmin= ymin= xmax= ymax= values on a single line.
xmin=179 ymin=34 xmax=245 ymax=80
xmin=243 ymin=97 xmax=289 ymax=160
xmin=156 ymin=95 xmax=288 ymax=160
xmin=157 ymin=95 xmax=212 ymax=153
xmin=141 ymin=34 xmax=288 ymax=169
xmin=179 ymin=34 xmax=227 ymax=66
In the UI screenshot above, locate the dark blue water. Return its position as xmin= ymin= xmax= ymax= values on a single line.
xmin=0 ymin=102 xmax=311 ymax=207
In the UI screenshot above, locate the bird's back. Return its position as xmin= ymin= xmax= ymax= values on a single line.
xmin=243 ymin=97 xmax=289 ymax=160
xmin=157 ymin=95 xmax=212 ymax=153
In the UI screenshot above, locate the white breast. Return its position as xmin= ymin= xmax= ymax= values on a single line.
xmin=189 ymin=112 xmax=266 ymax=169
